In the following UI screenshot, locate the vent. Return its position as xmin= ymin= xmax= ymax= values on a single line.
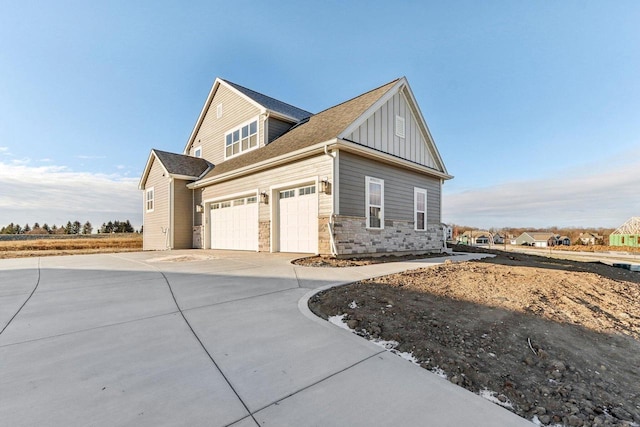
xmin=395 ymin=115 xmax=405 ymax=138
xmin=216 ymin=103 xmax=223 ymax=119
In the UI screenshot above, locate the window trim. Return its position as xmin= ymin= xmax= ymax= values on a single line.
xmin=193 ymin=146 xmax=202 ymax=158
xmin=145 ymin=187 xmax=154 ymax=213
xmin=365 ymin=176 xmax=384 ymax=229
xmin=224 ymin=117 xmax=259 ymax=160
xmin=414 ymin=187 xmax=427 ymax=231
xmin=216 ymin=103 xmax=223 ymax=119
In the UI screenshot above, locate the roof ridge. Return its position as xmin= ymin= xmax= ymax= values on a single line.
xmin=312 ymin=78 xmax=400 ymax=116
xmin=220 ymin=78 xmax=313 ymax=116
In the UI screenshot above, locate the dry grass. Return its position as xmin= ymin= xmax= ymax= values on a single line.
xmin=0 ymin=235 xmax=143 ymax=259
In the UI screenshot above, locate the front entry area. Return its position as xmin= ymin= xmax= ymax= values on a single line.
xmin=210 ymin=195 xmax=258 ymax=251
xmin=278 ymin=184 xmax=318 ymax=253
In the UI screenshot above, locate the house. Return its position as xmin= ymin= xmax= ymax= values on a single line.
xmin=457 ymin=230 xmax=491 ymax=245
xmin=558 ymin=236 xmax=571 ymax=246
xmin=578 ymin=232 xmax=602 ymax=245
xmin=610 ymin=217 xmax=640 ymax=248
xmin=139 ymin=77 xmax=452 ymax=256
xmin=515 ymin=232 xmax=557 ymax=247
xmin=493 ymin=233 xmax=505 ymax=244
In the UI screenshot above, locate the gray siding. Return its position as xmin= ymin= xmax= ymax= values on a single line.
xmin=142 ymin=158 xmax=170 ymax=250
xmin=173 ymin=179 xmax=193 ymax=249
xmin=345 ymin=91 xmax=437 ymax=169
xmin=267 ymin=117 xmax=293 ymax=143
xmin=339 ymin=152 xmax=441 ymax=223
xmin=193 ymin=189 xmax=203 ymax=227
xmin=188 ymin=84 xmax=264 ymax=165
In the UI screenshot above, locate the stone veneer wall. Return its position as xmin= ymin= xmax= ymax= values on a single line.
xmin=332 ymin=215 xmax=443 ymax=256
xmin=259 ymin=221 xmax=270 ymax=252
xmin=318 ymin=216 xmax=331 ymax=255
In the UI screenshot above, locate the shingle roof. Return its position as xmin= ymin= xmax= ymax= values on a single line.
xmin=154 ymin=149 xmax=212 ymax=178
xmin=222 ymin=79 xmax=313 ymax=122
xmin=198 ymin=79 xmax=399 ymax=182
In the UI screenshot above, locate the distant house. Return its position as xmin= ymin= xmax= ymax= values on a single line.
xmin=443 ymin=224 xmax=453 ymax=241
xmin=515 ymin=232 xmax=557 ymax=248
xmin=493 ymin=233 xmax=505 ymax=244
xmin=457 ymin=230 xmax=491 ymax=245
xmin=578 ymin=232 xmax=602 ymax=245
xmin=610 ymin=217 xmax=640 ymax=248
xmin=557 ymin=236 xmax=571 ymax=246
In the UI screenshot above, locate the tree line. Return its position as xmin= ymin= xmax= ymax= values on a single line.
xmin=0 ymin=220 xmax=137 ymax=235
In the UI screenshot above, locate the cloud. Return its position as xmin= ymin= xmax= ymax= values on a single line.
xmin=443 ymin=156 xmax=640 ymax=228
xmin=76 ymin=155 xmax=107 ymax=160
xmin=0 ymin=147 xmax=9 ymax=153
xmin=0 ymin=161 xmax=141 ymax=229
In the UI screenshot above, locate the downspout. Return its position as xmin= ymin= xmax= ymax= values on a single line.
xmin=324 ymin=144 xmax=338 ymax=256
xmin=167 ymin=177 xmax=173 ymax=250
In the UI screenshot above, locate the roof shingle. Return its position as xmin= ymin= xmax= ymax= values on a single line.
xmin=154 ymin=149 xmax=212 ymax=178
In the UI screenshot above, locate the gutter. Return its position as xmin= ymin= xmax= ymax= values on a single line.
xmin=323 ymin=144 xmax=338 ymax=257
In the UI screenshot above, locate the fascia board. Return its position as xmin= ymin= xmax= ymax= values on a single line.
xmin=138 ymin=150 xmax=170 ymax=190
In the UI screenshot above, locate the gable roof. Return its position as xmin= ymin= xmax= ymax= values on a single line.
xmin=194 ymin=79 xmax=400 ymax=184
xmin=221 ymin=79 xmax=312 ymax=122
xmin=138 ymin=149 xmax=212 ymax=189
xmin=183 ymin=78 xmax=312 ymax=155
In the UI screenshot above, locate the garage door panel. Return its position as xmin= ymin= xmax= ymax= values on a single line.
xmin=279 ymin=185 xmax=318 ymax=254
xmin=211 ymin=197 xmax=258 ymax=251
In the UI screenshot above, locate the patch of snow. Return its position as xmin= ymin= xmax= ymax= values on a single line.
xmin=349 ymin=300 xmax=358 ymax=309
xmin=328 ymin=314 xmax=351 ymax=331
xmin=386 ymin=304 xmax=393 ymax=308
xmin=431 ymin=366 xmax=447 ymax=379
xmin=488 ymin=352 xmax=496 ymax=358
xmin=478 ymin=389 xmax=514 ymax=409
xmin=531 ymin=415 xmax=542 ymax=426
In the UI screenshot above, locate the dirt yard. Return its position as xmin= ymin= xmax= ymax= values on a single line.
xmin=309 ymin=252 xmax=640 ymax=426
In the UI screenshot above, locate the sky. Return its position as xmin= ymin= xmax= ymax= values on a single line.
xmin=1 ymin=1 xmax=639 ymax=231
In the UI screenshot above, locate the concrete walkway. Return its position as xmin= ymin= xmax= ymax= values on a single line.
xmin=0 ymin=251 xmax=532 ymax=426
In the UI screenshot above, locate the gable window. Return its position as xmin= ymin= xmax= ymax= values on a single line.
xmin=216 ymin=103 xmax=223 ymax=119
xmin=225 ymin=119 xmax=258 ymax=159
xmin=193 ymin=146 xmax=202 ymax=158
xmin=414 ymin=188 xmax=427 ymax=230
xmin=365 ymin=176 xmax=384 ymax=229
xmin=146 ymin=188 xmax=154 ymax=212
xmin=395 ymin=115 xmax=405 ymax=138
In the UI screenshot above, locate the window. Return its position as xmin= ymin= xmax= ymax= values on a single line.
xmin=225 ymin=119 xmax=258 ymax=159
xmin=233 ymin=198 xmax=245 ymax=206
xmin=216 ymin=103 xmax=223 ymax=119
xmin=145 ymin=188 xmax=154 ymax=212
xmin=366 ymin=177 xmax=384 ymax=229
xmin=280 ymin=189 xmax=295 ymax=199
xmin=395 ymin=115 xmax=405 ymax=138
xmin=246 ymin=196 xmax=257 ymax=204
xmin=298 ymin=185 xmax=316 ymax=196
xmin=193 ymin=146 xmax=202 ymax=158
xmin=414 ymin=188 xmax=427 ymax=230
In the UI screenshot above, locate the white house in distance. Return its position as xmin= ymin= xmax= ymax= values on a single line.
xmin=139 ymin=77 xmax=452 ymax=256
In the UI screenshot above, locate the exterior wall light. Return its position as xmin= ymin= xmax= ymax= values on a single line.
xmin=320 ymin=177 xmax=331 ymax=194
xmin=260 ymin=191 xmax=269 ymax=204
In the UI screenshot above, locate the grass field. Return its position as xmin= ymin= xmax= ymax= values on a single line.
xmin=0 ymin=235 xmax=143 ymax=259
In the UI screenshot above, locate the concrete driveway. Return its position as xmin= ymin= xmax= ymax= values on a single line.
xmin=0 ymin=251 xmax=532 ymax=426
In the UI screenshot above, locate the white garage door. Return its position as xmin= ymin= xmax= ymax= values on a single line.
xmin=210 ymin=196 xmax=258 ymax=251
xmin=279 ymin=185 xmax=318 ymax=253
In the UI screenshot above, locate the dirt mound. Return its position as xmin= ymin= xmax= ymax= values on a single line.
xmin=309 ymin=253 xmax=640 ymax=426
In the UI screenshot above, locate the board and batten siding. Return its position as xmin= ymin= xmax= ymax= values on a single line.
xmin=143 ymin=158 xmax=170 ymax=250
xmin=172 ymin=179 xmax=193 ymax=249
xmin=344 ymin=91 xmax=436 ymax=169
xmin=338 ymin=152 xmax=440 ymax=223
xmin=267 ymin=117 xmax=294 ymax=143
xmin=189 ymin=84 xmax=264 ymax=165
xmin=201 ymin=154 xmax=333 ymax=223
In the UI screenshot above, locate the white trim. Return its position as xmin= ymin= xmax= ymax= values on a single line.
xmin=203 ymin=189 xmax=259 ymax=205
xmin=269 ymin=176 xmax=319 ymax=254
xmin=414 ymin=187 xmax=427 ymax=231
xmin=168 ymin=178 xmax=174 ymax=249
xmin=145 ymin=187 xmax=155 ymax=213
xmin=334 ymin=150 xmax=340 ymax=215
xmin=365 ymin=176 xmax=384 ymax=230
xmin=193 ymin=146 xmax=202 ymax=158
xmin=223 ymin=116 xmax=260 ymax=160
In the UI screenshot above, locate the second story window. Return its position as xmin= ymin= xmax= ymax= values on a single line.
xmin=225 ymin=119 xmax=258 ymax=159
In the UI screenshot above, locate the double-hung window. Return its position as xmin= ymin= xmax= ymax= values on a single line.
xmin=414 ymin=188 xmax=427 ymax=230
xmin=146 ymin=188 xmax=154 ymax=212
xmin=365 ymin=176 xmax=384 ymax=229
xmin=225 ymin=119 xmax=258 ymax=159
